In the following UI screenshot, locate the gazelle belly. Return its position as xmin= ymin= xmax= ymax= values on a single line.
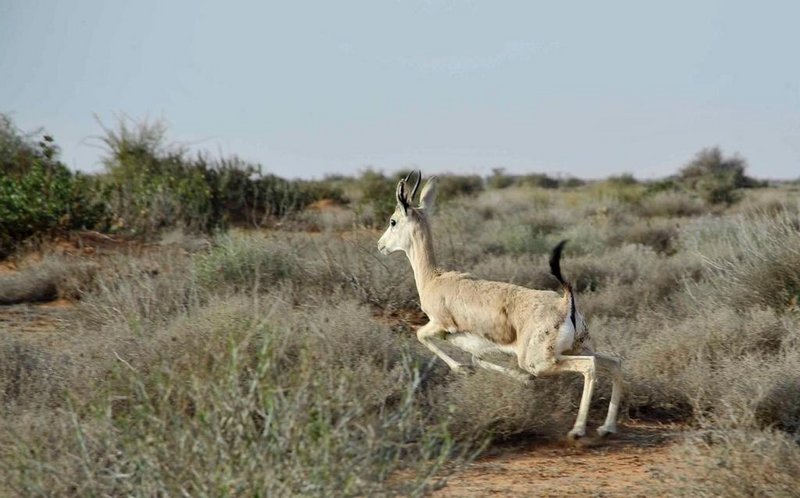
xmin=446 ymin=332 xmax=517 ymax=357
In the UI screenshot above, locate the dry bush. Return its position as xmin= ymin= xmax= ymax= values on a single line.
xmin=0 ymin=341 xmax=67 ymax=411
xmin=3 ymin=180 xmax=799 ymax=495
xmin=432 ymin=203 xmax=497 ymax=266
xmin=1 ymin=291 xmax=464 ymax=496
xmin=193 ymin=231 xmax=303 ymax=293
xmin=658 ymin=429 xmax=800 ymax=497
xmin=469 ymin=254 xmax=556 ymax=291
xmin=469 ymin=187 xmax=554 ymax=221
xmin=552 ymin=218 xmax=616 ymax=256
xmin=608 ymin=218 xmax=679 ymax=254
xmin=612 ymin=304 xmax=800 ymax=424
xmin=495 ymin=212 xmax=560 ymax=254
xmin=77 ymin=246 xmax=197 ymax=333
xmin=578 ymin=247 xmax=702 ymax=319
xmin=194 ymin=230 xmax=420 ymax=315
xmin=729 ymin=186 xmax=799 ymax=217
xmin=431 ymin=367 xmax=583 ymax=441
xmin=682 ymin=209 xmax=800 ymax=311
xmin=585 ymin=180 xmax=648 ymax=206
xmin=0 ymin=269 xmax=58 ymax=305
xmin=294 ymin=202 xmax=356 ymax=232
xmin=636 ymin=190 xmax=707 ymax=218
xmin=0 ymin=257 xmax=97 ymax=305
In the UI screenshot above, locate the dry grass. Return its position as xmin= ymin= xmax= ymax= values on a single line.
xmin=659 ymin=429 xmax=800 ymax=497
xmin=2 ymin=182 xmax=799 ymax=495
xmin=0 ymin=257 xmax=97 ymax=305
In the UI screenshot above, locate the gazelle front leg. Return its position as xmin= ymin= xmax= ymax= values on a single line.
xmin=416 ymin=321 xmax=467 ymax=373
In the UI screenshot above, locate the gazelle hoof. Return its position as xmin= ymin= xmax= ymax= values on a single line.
xmin=567 ymin=428 xmax=586 ymax=440
xmin=596 ymin=425 xmax=616 ymax=438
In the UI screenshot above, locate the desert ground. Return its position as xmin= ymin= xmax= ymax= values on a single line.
xmin=2 ymin=175 xmax=799 ymax=496
xmin=2 ymin=116 xmax=799 ymax=496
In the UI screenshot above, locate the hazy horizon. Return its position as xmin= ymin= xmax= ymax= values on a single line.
xmin=2 ymin=1 xmax=799 ymax=180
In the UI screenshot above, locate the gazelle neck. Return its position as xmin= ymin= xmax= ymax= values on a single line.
xmin=405 ymin=219 xmax=437 ymax=296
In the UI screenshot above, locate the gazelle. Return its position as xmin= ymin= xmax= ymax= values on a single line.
xmin=377 ymin=171 xmax=622 ymax=439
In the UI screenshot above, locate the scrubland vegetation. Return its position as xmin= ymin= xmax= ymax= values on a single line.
xmin=1 ymin=113 xmax=799 ymax=496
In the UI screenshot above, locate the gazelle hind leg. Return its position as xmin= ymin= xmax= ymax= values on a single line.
xmin=546 ymin=355 xmax=597 ymax=440
xmin=594 ymin=354 xmax=622 ymax=437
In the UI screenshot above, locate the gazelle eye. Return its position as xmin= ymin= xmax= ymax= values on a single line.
xmin=390 ymin=219 xmax=397 ymax=227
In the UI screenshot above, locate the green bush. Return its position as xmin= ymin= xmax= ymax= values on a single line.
xmin=436 ymin=174 xmax=484 ymax=201
xmin=561 ymin=177 xmax=585 ymax=188
xmin=519 ymin=173 xmax=560 ymax=189
xmin=207 ymin=157 xmax=346 ymax=227
xmin=355 ymin=169 xmax=397 ymax=226
xmin=679 ymin=147 xmax=761 ymax=205
xmin=606 ymin=173 xmax=638 ymax=186
xmin=486 ymin=168 xmax=516 ymax=189
xmin=98 ymin=119 xmax=219 ymax=234
xmin=98 ymin=119 xmax=344 ymax=235
xmin=0 ymin=116 xmax=107 ymax=256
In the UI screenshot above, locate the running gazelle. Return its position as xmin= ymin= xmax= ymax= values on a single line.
xmin=377 ymin=171 xmax=622 ymax=439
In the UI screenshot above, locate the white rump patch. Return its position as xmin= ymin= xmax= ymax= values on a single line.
xmin=555 ymin=317 xmax=576 ymax=357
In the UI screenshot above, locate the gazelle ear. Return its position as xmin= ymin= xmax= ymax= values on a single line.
xmin=419 ymin=177 xmax=438 ymax=213
xmin=396 ymin=179 xmax=410 ymax=214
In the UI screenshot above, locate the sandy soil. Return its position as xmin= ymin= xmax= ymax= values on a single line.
xmin=434 ymin=422 xmax=683 ymax=498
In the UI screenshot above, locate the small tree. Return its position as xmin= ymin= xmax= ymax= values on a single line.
xmin=519 ymin=173 xmax=560 ymax=189
xmin=356 ymin=169 xmax=397 ymax=226
xmin=679 ymin=147 xmax=757 ymax=205
xmin=486 ymin=168 xmax=515 ymax=189
xmin=437 ymin=174 xmax=484 ymax=201
xmin=0 ymin=114 xmax=107 ymax=256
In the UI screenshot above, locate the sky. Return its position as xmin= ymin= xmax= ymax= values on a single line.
xmin=1 ymin=0 xmax=799 ymax=180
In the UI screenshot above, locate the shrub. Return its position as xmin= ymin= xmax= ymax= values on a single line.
xmin=98 ymin=118 xmax=218 ymax=234
xmin=610 ymin=219 xmax=679 ymax=254
xmin=206 ymin=157 xmax=347 ymax=227
xmin=519 ymin=173 xmax=560 ymax=189
xmin=2 ymin=295 xmax=462 ymax=496
xmin=0 ymin=115 xmax=68 ymax=178
xmin=660 ymin=430 xmax=800 ymax=497
xmin=436 ymin=174 xmax=484 ymax=201
xmin=636 ymin=190 xmax=706 ymax=218
xmin=678 ymin=147 xmax=761 ymax=205
xmin=588 ymin=179 xmax=647 ymax=205
xmin=0 ymin=257 xmax=97 ymax=305
xmin=0 ymin=115 xmax=107 ymax=256
xmin=354 ymin=169 xmax=397 ymax=226
xmin=561 ymin=177 xmax=586 ymax=188
xmin=486 ymin=168 xmax=516 ymax=189
xmin=682 ymin=209 xmax=800 ymax=311
xmin=98 ymin=118 xmax=342 ymax=235
xmin=193 ymin=232 xmax=302 ymax=292
xmin=606 ymin=173 xmax=638 ymax=186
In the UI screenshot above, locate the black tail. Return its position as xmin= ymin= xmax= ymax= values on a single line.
xmin=549 ymin=239 xmax=571 ymax=289
xmin=549 ymin=239 xmax=576 ymax=327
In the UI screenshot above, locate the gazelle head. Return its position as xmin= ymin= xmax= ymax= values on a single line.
xmin=378 ymin=170 xmax=437 ymax=256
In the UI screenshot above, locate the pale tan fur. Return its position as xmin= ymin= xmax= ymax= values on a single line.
xmin=378 ymin=173 xmax=622 ymax=439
